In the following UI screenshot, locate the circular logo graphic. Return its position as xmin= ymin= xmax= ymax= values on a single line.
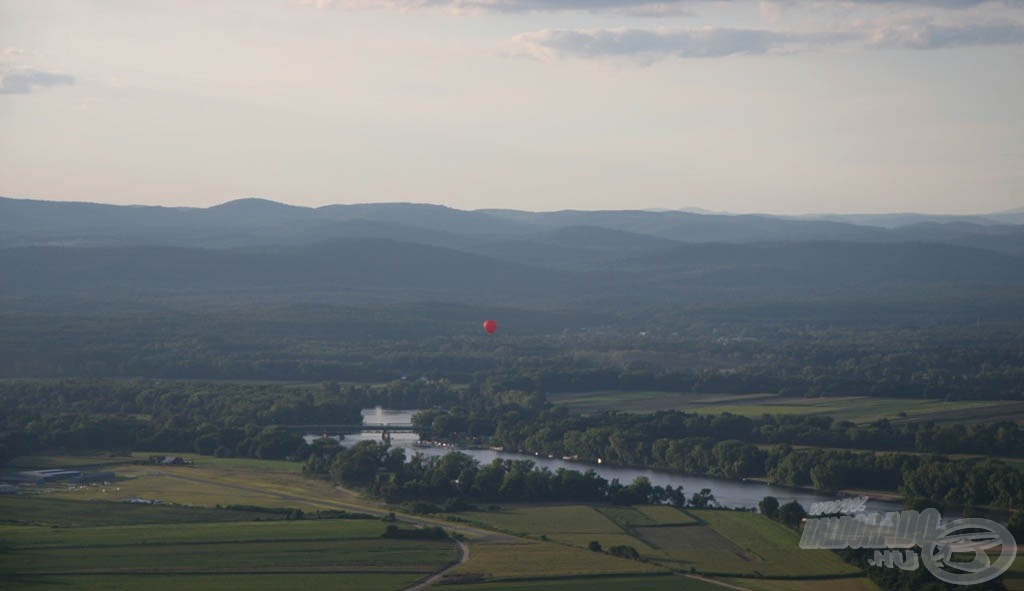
xmin=920 ymin=518 xmax=1017 ymax=586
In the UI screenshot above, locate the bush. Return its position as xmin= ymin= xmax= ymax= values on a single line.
xmin=778 ymin=500 xmax=807 ymax=528
xmin=404 ymin=501 xmax=443 ymax=515
xmin=382 ymin=524 xmax=448 ymax=540
xmin=759 ymin=496 xmax=779 ymax=519
xmin=608 ymin=545 xmax=639 ymax=560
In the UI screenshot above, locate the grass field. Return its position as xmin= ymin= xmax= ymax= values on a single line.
xmin=40 ymin=459 xmax=347 ymax=512
xmin=2 ymin=515 xmax=390 ymax=549
xmin=549 ymin=391 xmax=1023 ymax=425
xmin=680 ymin=510 xmax=860 ymax=577
xmin=0 ymin=495 xmax=455 ymax=591
xmin=459 ymin=503 xmax=863 ymax=582
xmin=0 ymin=496 xmax=288 ymax=527
xmin=1004 ymin=552 xmax=1024 ymax=591
xmin=1 ymin=573 xmax=422 ymax=591
xmin=551 ymin=532 xmax=654 ymax=551
xmin=10 ymin=538 xmax=449 ymax=572
xmin=446 ymin=539 xmax=665 ymax=580
xmin=595 ymin=505 xmax=660 ymax=527
xmin=634 ymin=505 xmax=698 ymax=525
xmin=463 ymin=505 xmax=622 ymax=536
xmin=717 ymin=577 xmax=880 ymax=591
xmin=2 ymin=455 xmax=887 ymax=589
xmin=444 ymin=574 xmax=728 ymax=590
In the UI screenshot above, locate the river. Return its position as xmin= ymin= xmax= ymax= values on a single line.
xmin=305 ymin=407 xmax=904 ymax=514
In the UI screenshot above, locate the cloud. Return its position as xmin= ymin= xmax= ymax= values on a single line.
xmin=301 ymin=0 xmax=697 ymax=15
xmin=0 ymin=67 xmax=75 ymax=95
xmin=865 ymin=20 xmax=1024 ymax=48
xmin=304 ymin=0 xmax=1023 ymax=12
xmin=760 ymin=1 xmax=787 ymax=25
xmin=513 ymin=27 xmax=858 ymax=61
xmin=513 ymin=16 xmax=1024 ymax=61
xmin=857 ymin=0 xmax=1017 ymax=7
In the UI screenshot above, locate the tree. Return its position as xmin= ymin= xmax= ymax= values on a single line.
xmin=588 ymin=540 xmax=602 ymax=552
xmin=608 ymin=545 xmax=640 ymax=560
xmin=1008 ymin=510 xmax=1024 ymax=540
xmin=778 ymin=500 xmax=807 ymax=528
xmin=759 ymin=496 xmax=779 ymax=519
xmin=689 ymin=488 xmax=716 ymax=509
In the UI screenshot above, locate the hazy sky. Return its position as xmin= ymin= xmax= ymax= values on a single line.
xmin=1 ymin=0 xmax=1022 ymax=214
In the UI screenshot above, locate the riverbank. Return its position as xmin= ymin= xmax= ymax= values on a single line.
xmin=741 ymin=477 xmax=905 ymax=504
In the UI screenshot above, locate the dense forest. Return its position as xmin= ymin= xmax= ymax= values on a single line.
xmin=4 ymin=377 xmax=1023 ymax=510
xmin=3 ymin=299 xmax=1024 ymax=400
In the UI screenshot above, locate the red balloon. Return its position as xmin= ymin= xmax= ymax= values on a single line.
xmin=483 ymin=319 xmax=497 ymax=334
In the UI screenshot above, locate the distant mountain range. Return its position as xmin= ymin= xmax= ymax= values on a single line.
xmin=2 ymin=196 xmax=1023 ymax=308
xmin=2 ymin=196 xmax=1023 ymax=255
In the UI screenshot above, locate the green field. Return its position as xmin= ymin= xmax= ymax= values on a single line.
xmin=460 ymin=503 xmax=864 ymax=582
xmin=39 ymin=459 xmax=348 ymax=512
xmin=0 ymin=496 xmax=455 ymax=591
xmin=717 ymin=577 xmax=880 ymax=591
xmin=445 ymin=574 xmax=727 ymax=590
xmin=2 ymin=515 xmax=390 ymax=549
xmin=1004 ymin=552 xmax=1024 ymax=591
xmin=446 ymin=539 xmax=665 ymax=580
xmin=463 ymin=505 xmax=622 ymax=536
xmin=2 ymin=573 xmax=421 ymax=591
xmin=1 ymin=456 xmax=888 ymax=589
xmin=679 ymin=510 xmax=860 ymax=577
xmin=634 ymin=505 xmax=698 ymax=525
xmin=595 ymin=505 xmax=660 ymax=527
xmin=549 ymin=391 xmax=1023 ymax=425
xmin=0 ymin=496 xmax=288 ymax=528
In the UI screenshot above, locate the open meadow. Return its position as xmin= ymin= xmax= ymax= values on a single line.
xmin=458 ymin=503 xmax=873 ymax=588
xmin=1005 ymin=554 xmax=1024 ymax=591
xmin=0 ymin=455 xmax=887 ymax=590
xmin=0 ymin=495 xmax=455 ymax=591
xmin=440 ymin=574 xmax=726 ymax=590
xmin=549 ymin=391 xmax=1024 ymax=425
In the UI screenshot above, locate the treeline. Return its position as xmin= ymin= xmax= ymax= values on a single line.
xmin=483 ymin=349 xmax=1024 ymax=400
xmin=308 ymin=439 xmax=718 ymax=509
xmin=3 ymin=302 xmax=1024 ymax=401
xmin=417 ymin=403 xmax=1024 ymax=509
xmin=0 ymin=379 xmax=367 ymax=462
xmin=7 ymin=375 xmax=1024 ymax=509
xmin=0 ymin=378 xmax=538 ymax=463
xmin=418 ymin=406 xmax=1024 ymax=460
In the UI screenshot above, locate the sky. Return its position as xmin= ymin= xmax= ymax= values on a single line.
xmin=1 ymin=0 xmax=1022 ymax=214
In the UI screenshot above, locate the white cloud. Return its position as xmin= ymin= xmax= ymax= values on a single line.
xmin=513 ymin=26 xmax=862 ymax=61
xmin=0 ymin=67 xmax=75 ymax=95
xmin=300 ymin=0 xmax=697 ymax=14
xmin=864 ymin=20 xmax=1024 ymax=47
xmin=302 ymin=0 xmax=1024 ymax=12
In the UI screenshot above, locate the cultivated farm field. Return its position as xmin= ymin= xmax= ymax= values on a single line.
xmin=549 ymin=391 xmax=1023 ymax=425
